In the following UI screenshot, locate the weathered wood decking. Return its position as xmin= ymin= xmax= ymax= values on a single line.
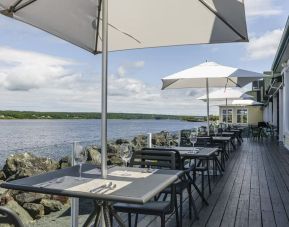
xmin=123 ymin=139 xmax=289 ymax=227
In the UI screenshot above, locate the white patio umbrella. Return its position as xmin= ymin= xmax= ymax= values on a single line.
xmin=197 ymin=88 xmax=254 ymax=125
xmin=162 ymin=62 xmax=266 ymax=135
xmin=231 ymin=99 xmax=263 ymax=106
xmin=0 ymin=0 xmax=249 ymax=179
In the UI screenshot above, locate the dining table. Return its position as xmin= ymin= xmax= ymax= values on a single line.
xmin=158 ymin=146 xmax=219 ymax=205
xmin=0 ymin=164 xmax=183 ymax=227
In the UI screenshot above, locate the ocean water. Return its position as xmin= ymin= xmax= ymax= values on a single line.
xmin=0 ymin=119 xmax=205 ymax=165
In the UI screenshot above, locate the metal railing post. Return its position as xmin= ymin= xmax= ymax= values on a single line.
xmin=71 ymin=142 xmax=79 ymax=227
xmin=147 ymin=133 xmax=152 ymax=148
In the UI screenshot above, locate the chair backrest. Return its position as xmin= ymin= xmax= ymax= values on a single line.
xmin=179 ymin=129 xmax=191 ymax=147
xmin=198 ymin=126 xmax=207 ymax=136
xmin=0 ymin=206 xmax=24 ymax=227
xmin=195 ymin=136 xmax=213 ymax=147
xmin=130 ymin=148 xmax=181 ymax=170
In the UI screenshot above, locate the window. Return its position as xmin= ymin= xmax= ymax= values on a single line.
xmin=237 ymin=108 xmax=248 ymax=124
xmin=222 ymin=109 xmax=232 ymax=123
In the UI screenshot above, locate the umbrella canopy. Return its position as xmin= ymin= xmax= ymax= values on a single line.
xmin=231 ymin=99 xmax=263 ymax=106
xmin=0 ymin=1 xmax=250 ymax=179
xmin=197 ymin=88 xmax=254 ymax=125
xmin=162 ymin=62 xmax=265 ymax=134
xmin=162 ymin=62 xmax=264 ymax=89
xmin=197 ymin=88 xmax=254 ymax=101
xmin=0 ymin=0 xmax=248 ymax=54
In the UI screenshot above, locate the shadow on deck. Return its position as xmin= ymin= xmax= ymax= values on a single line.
xmin=115 ymin=138 xmax=289 ymax=227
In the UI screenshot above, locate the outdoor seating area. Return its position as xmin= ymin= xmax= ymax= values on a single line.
xmin=114 ymin=134 xmax=289 ymax=227
xmin=1 ymin=1 xmax=289 ymax=227
xmin=1 ymin=125 xmax=250 ymax=227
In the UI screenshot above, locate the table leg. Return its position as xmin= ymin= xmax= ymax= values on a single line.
xmin=187 ymin=172 xmax=209 ymax=206
xmin=83 ymin=201 xmax=100 ymax=227
xmin=230 ymin=139 xmax=236 ymax=150
xmin=83 ymin=201 xmax=126 ymax=227
xmin=109 ymin=206 xmax=126 ymax=227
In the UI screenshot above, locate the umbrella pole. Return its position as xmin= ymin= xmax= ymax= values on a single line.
xmin=226 ymin=98 xmax=228 ymax=128
xmin=101 ymin=0 xmax=108 ymax=179
xmin=100 ymin=0 xmax=108 ymax=226
xmin=206 ymin=78 xmax=210 ymax=136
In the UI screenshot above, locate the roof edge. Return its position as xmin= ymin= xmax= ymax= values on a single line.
xmin=272 ymin=17 xmax=289 ymax=72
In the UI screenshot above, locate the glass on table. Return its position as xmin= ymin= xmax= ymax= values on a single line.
xmin=119 ymin=144 xmax=132 ymax=176
xmin=190 ymin=128 xmax=198 ymax=154
xmin=214 ymin=126 xmax=218 ymax=137
xmin=73 ymin=142 xmax=87 ymax=181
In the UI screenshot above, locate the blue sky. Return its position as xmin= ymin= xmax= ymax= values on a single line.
xmin=0 ymin=0 xmax=288 ymax=115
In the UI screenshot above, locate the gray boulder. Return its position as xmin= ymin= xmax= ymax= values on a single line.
xmin=0 ymin=180 xmax=8 ymax=197
xmin=59 ymin=156 xmax=71 ymax=169
xmin=23 ymin=203 xmax=45 ymax=219
xmin=152 ymin=132 xmax=167 ymax=146
xmin=115 ymin=139 xmax=129 ymax=145
xmin=131 ymin=135 xmax=147 ymax=150
xmin=107 ymin=142 xmax=119 ymax=154
xmin=0 ymin=170 xmax=6 ymax=180
xmin=4 ymin=200 xmax=33 ymax=225
xmin=3 ymin=152 xmax=59 ymax=180
xmin=40 ymin=199 xmax=63 ymax=214
xmin=15 ymin=192 xmax=47 ymax=205
xmin=86 ymin=146 xmax=101 ymax=165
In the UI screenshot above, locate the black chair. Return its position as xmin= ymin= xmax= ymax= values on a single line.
xmin=0 ymin=206 xmax=24 ymax=227
xmin=198 ymin=126 xmax=208 ymax=136
xmin=192 ymin=137 xmax=213 ymax=196
xmin=179 ymin=129 xmax=192 ymax=146
xmin=142 ymin=148 xmax=199 ymax=226
xmin=114 ymin=149 xmax=180 ymax=227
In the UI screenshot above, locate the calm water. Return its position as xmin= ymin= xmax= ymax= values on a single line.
xmin=0 ymin=119 xmax=205 ymax=165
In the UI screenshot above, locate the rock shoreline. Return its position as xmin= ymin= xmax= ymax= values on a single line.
xmin=0 ymin=131 xmax=178 ymax=225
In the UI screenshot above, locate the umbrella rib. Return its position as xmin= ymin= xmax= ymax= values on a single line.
xmin=198 ymin=0 xmax=247 ymax=41
xmin=13 ymin=0 xmax=38 ymax=12
xmin=10 ymin=0 xmax=23 ymax=11
xmin=94 ymin=0 xmax=102 ymax=53
xmin=227 ymin=77 xmax=241 ymax=88
xmin=98 ymin=18 xmax=141 ymax=44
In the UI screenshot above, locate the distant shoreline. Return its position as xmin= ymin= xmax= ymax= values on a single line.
xmin=0 ymin=111 xmax=211 ymax=122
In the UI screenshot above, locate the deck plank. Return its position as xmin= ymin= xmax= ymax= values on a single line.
xmin=114 ymin=139 xmax=289 ymax=227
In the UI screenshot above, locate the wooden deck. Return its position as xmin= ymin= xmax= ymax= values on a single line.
xmin=119 ymin=139 xmax=289 ymax=227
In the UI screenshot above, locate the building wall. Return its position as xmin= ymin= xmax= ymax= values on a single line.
xmin=279 ymin=89 xmax=284 ymax=142
xmin=283 ymin=64 xmax=289 ymax=149
xmin=248 ymin=106 xmax=263 ymax=125
xmin=273 ymin=95 xmax=278 ymax=126
xmin=219 ymin=106 xmax=263 ymax=125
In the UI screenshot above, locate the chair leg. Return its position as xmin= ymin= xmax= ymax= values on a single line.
xmin=201 ymin=171 xmax=204 ymax=197
xmin=161 ymin=215 xmax=165 ymax=227
xmin=128 ymin=213 xmax=132 ymax=227
xmin=162 ymin=193 xmax=168 ymax=201
xmin=213 ymin=159 xmax=216 ymax=176
xmin=188 ymin=185 xmax=192 ymax=219
xmin=134 ymin=213 xmax=138 ymax=227
xmin=180 ymin=193 xmax=183 ymax=227
xmin=174 ymin=193 xmax=180 ymax=227
xmin=207 ymin=159 xmax=211 ymax=194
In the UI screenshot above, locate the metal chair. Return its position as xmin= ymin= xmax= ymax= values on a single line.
xmin=0 ymin=206 xmax=24 ymax=227
xmin=114 ymin=149 xmax=180 ymax=227
xmin=142 ymin=148 xmax=199 ymax=226
xmin=179 ymin=129 xmax=192 ymax=146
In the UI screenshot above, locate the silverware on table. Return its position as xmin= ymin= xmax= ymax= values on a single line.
xmin=90 ymin=182 xmax=117 ymax=194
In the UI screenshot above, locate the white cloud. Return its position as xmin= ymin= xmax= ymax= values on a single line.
xmin=0 ymin=48 xmax=212 ymax=115
xmin=245 ymin=0 xmax=282 ymax=17
xmin=0 ymin=47 xmax=78 ymax=91
xmin=116 ymin=61 xmax=144 ymax=77
xmin=246 ymin=29 xmax=283 ymax=60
